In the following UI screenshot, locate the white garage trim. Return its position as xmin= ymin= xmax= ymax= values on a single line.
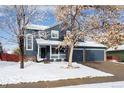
xmin=83 ymin=49 xmax=86 ymax=62
xmin=85 ymin=48 xmax=105 ymax=50
xmin=73 ymin=48 xmax=83 ymax=50
xmin=104 ymin=50 xmax=106 ymax=61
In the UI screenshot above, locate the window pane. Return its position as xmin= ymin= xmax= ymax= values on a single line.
xmin=28 ymin=44 xmax=32 ymax=49
xmin=52 ymin=33 xmax=57 ymax=37
xmin=52 ymin=48 xmax=58 ymax=54
xmin=51 ymin=30 xmax=59 ymax=39
xmin=60 ymin=48 xmax=65 ymax=53
xmin=27 ymin=35 xmax=33 ymax=50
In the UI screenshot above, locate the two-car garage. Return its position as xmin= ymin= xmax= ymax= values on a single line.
xmin=72 ymin=48 xmax=105 ymax=63
xmin=66 ymin=41 xmax=106 ymax=63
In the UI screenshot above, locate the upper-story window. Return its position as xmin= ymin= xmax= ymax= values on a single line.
xmin=26 ymin=34 xmax=33 ymax=50
xmin=51 ymin=30 xmax=59 ymax=39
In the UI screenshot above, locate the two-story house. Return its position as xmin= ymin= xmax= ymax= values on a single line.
xmin=24 ymin=23 xmax=107 ymax=63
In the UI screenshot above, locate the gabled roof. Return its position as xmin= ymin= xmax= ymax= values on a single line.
xmin=78 ymin=41 xmax=106 ymax=48
xmin=107 ymin=44 xmax=124 ymax=51
xmin=36 ymin=39 xmax=60 ymax=45
xmin=25 ymin=22 xmax=62 ymax=31
xmin=36 ymin=39 xmax=106 ymax=48
xmin=26 ymin=24 xmax=49 ymax=30
xmin=47 ymin=22 xmax=62 ymax=29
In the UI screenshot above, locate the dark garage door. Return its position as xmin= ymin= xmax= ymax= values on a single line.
xmin=72 ymin=50 xmax=83 ymax=63
xmin=85 ymin=50 xmax=104 ymax=62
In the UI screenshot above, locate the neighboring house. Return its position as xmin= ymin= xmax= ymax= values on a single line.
xmin=107 ymin=44 xmax=124 ymax=62
xmin=0 ymin=42 xmax=3 ymax=60
xmin=0 ymin=42 xmax=3 ymax=53
xmin=24 ymin=23 xmax=107 ymax=63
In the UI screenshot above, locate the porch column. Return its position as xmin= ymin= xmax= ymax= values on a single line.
xmin=37 ymin=44 xmax=40 ymax=61
xmin=104 ymin=50 xmax=106 ymax=62
xmin=50 ymin=45 xmax=52 ymax=59
xmin=83 ymin=48 xmax=86 ymax=62
xmin=58 ymin=49 xmax=60 ymax=59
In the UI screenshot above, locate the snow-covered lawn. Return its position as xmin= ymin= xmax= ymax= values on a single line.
xmin=0 ymin=61 xmax=113 ymax=85
xmin=61 ymin=81 xmax=124 ymax=88
xmin=111 ymin=61 xmax=124 ymax=64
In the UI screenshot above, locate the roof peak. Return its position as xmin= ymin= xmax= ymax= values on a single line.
xmin=25 ymin=22 xmax=62 ymax=31
xmin=26 ymin=24 xmax=49 ymax=30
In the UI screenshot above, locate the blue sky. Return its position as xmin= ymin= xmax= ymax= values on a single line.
xmin=0 ymin=6 xmax=57 ymax=51
xmin=0 ymin=6 xmax=124 ymax=52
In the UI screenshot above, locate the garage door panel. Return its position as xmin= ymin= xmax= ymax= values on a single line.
xmin=85 ymin=50 xmax=104 ymax=61
xmin=72 ymin=50 xmax=83 ymax=63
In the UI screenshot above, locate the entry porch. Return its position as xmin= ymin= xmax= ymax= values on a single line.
xmin=36 ymin=39 xmax=66 ymax=61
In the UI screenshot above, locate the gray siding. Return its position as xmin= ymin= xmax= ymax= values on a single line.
xmin=24 ymin=24 xmax=65 ymax=57
xmin=24 ymin=29 xmax=38 ymax=57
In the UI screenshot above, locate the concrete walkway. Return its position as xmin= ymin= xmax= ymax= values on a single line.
xmin=0 ymin=62 xmax=124 ymax=88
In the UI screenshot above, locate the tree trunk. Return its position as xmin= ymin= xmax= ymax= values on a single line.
xmin=68 ymin=45 xmax=74 ymax=67
xmin=19 ymin=36 xmax=24 ymax=69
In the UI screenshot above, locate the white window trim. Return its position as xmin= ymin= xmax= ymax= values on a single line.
xmin=51 ymin=30 xmax=59 ymax=39
xmin=26 ymin=34 xmax=33 ymax=51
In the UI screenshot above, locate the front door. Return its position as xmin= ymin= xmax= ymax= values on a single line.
xmin=41 ymin=48 xmax=46 ymax=58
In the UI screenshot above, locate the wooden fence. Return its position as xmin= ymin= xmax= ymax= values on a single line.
xmin=0 ymin=53 xmax=19 ymax=62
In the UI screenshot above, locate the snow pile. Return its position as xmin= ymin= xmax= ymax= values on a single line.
xmin=78 ymin=41 xmax=106 ymax=48
xmin=0 ymin=61 xmax=113 ymax=85
xmin=26 ymin=24 xmax=49 ymax=30
xmin=107 ymin=44 xmax=124 ymax=51
xmin=36 ymin=39 xmax=106 ymax=47
xmin=62 ymin=81 xmax=124 ymax=88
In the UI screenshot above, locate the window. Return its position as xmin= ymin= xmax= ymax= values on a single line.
xmin=60 ymin=48 xmax=65 ymax=54
xmin=51 ymin=30 xmax=59 ymax=39
xmin=52 ymin=47 xmax=58 ymax=54
xmin=26 ymin=34 xmax=33 ymax=50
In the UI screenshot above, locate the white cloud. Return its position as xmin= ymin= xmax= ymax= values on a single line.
xmin=36 ymin=5 xmax=56 ymax=12
xmin=0 ymin=12 xmax=4 ymax=17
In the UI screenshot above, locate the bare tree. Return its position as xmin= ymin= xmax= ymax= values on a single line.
xmin=0 ymin=5 xmax=47 ymax=68
xmin=91 ymin=23 xmax=124 ymax=48
xmin=56 ymin=5 xmax=90 ymax=67
xmin=88 ymin=6 xmax=124 ymax=49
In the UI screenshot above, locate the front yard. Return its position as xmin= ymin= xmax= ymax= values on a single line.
xmin=0 ymin=61 xmax=113 ymax=85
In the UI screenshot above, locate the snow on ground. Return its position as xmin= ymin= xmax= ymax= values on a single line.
xmin=0 ymin=61 xmax=113 ymax=85
xmin=111 ymin=61 xmax=124 ymax=64
xmin=61 ymin=81 xmax=124 ymax=88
